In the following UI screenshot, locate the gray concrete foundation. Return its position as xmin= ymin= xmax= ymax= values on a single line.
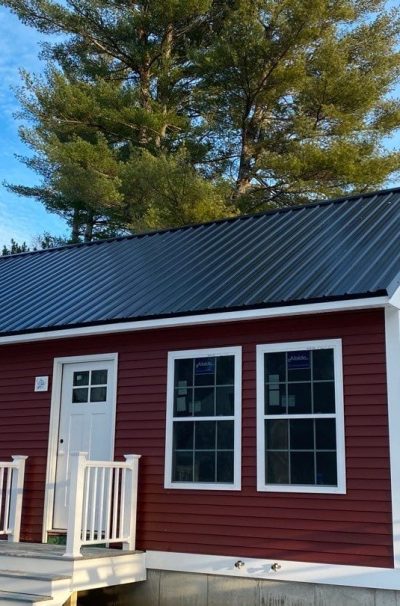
xmin=77 ymin=569 xmax=400 ymax=606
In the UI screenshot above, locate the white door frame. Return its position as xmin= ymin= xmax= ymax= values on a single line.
xmin=42 ymin=353 xmax=118 ymax=542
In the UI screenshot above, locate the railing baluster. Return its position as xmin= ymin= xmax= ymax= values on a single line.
xmin=105 ymin=466 xmax=112 ymax=542
xmin=0 ymin=467 xmax=4 ymax=533
xmin=112 ymin=467 xmax=120 ymax=539
xmin=90 ymin=467 xmax=98 ymax=541
xmin=98 ymin=467 xmax=105 ymax=541
xmin=82 ymin=466 xmax=90 ymax=542
xmin=4 ymin=468 xmax=12 ymax=532
xmin=120 ymin=467 xmax=126 ymax=540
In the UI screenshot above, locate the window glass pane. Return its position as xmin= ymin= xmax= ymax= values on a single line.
xmin=265 ymin=352 xmax=286 ymax=383
xmin=175 ymin=359 xmax=193 ymax=388
xmin=313 ymin=382 xmax=335 ymax=414
xmin=90 ymin=386 xmax=107 ymax=402
xmin=316 ymin=452 xmax=337 ymax=485
xmin=91 ymin=369 xmax=108 ymax=385
xmin=173 ymin=452 xmax=193 ymax=482
xmin=290 ymin=452 xmax=315 ymax=484
xmin=173 ymin=422 xmax=194 ymax=450
xmin=73 ymin=371 xmax=89 ymax=387
xmin=290 ymin=419 xmax=314 ymax=450
xmin=266 ymin=452 xmax=288 ymax=484
xmin=194 ymin=357 xmax=216 ymax=386
xmin=216 ymin=356 xmax=234 ymax=385
xmin=313 ymin=349 xmax=334 ymax=380
xmin=193 ymin=387 xmax=215 ymax=416
xmin=174 ymin=390 xmax=193 ymax=416
xmin=217 ymin=452 xmax=234 ymax=483
xmin=195 ymin=421 xmax=216 ymax=449
xmin=217 ymin=420 xmax=234 ymax=449
xmin=266 ymin=419 xmax=288 ymax=450
xmin=216 ymin=385 xmax=234 ymax=416
xmin=287 ymin=350 xmax=311 ymax=382
xmin=194 ymin=452 xmax=215 ymax=482
xmin=317 ymin=452 xmax=337 ymax=486
xmin=287 ymin=383 xmax=312 ymax=414
xmin=72 ymin=388 xmax=88 ymax=403
xmin=265 ymin=382 xmax=286 ymax=415
xmin=316 ymin=419 xmax=336 ymax=450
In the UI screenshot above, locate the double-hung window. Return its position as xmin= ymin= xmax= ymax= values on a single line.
xmin=257 ymin=339 xmax=345 ymax=493
xmin=165 ymin=347 xmax=242 ymax=490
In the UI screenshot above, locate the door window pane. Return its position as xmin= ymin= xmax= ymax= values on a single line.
xmin=91 ymin=369 xmax=108 ymax=385
xmin=90 ymin=386 xmax=107 ymax=402
xmin=73 ymin=371 xmax=89 ymax=386
xmin=72 ymin=387 xmax=89 ymax=403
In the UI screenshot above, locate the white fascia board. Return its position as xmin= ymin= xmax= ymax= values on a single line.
xmin=145 ymin=550 xmax=399 ymax=590
xmin=0 ymin=296 xmax=388 ymax=346
xmin=388 ymin=284 xmax=400 ymax=309
xmin=385 ymin=306 xmax=400 ymax=568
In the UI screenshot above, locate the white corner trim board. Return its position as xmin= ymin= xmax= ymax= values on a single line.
xmin=385 ymin=306 xmax=400 ymax=569
xmin=0 ymin=296 xmax=389 ymax=346
xmin=145 ymin=551 xmax=400 ymax=591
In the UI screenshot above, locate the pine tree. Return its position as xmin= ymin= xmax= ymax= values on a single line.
xmin=2 ymin=0 xmax=400 ymax=237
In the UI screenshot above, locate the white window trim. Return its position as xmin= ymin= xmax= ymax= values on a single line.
xmin=165 ymin=346 xmax=242 ymax=491
xmin=256 ymin=339 xmax=346 ymax=494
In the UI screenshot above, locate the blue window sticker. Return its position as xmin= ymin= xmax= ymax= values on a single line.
xmin=195 ymin=358 xmax=215 ymax=375
xmin=287 ymin=351 xmax=311 ymax=370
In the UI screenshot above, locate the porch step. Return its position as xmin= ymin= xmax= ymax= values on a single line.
xmin=0 ymin=571 xmax=70 ymax=597
xmin=0 ymin=591 xmax=53 ymax=605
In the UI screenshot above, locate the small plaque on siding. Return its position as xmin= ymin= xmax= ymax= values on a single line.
xmin=35 ymin=376 xmax=49 ymax=392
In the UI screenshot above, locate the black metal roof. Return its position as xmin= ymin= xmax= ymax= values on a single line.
xmin=1 ymin=187 xmax=400 ymax=337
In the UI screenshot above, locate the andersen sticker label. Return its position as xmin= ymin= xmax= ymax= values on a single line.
xmin=195 ymin=358 xmax=215 ymax=375
xmin=287 ymin=350 xmax=310 ymax=370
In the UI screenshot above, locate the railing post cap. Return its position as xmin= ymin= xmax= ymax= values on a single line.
xmin=124 ymin=454 xmax=141 ymax=460
xmin=11 ymin=455 xmax=28 ymax=461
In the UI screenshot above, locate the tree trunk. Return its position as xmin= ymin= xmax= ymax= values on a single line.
xmin=71 ymin=210 xmax=81 ymax=243
xmin=84 ymin=212 xmax=94 ymax=242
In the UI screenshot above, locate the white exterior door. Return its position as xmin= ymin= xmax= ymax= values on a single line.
xmin=53 ymin=358 xmax=117 ymax=530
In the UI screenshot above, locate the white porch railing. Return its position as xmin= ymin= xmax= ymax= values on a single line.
xmin=0 ymin=456 xmax=27 ymax=543
xmin=64 ymin=452 xmax=141 ymax=558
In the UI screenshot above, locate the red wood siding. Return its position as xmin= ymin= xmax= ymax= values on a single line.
xmin=0 ymin=309 xmax=392 ymax=567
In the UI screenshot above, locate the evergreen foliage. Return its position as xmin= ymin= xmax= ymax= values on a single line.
xmin=2 ymin=0 xmax=400 ymax=239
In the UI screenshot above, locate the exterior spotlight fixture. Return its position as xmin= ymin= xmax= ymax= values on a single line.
xmin=234 ymin=560 xmax=245 ymax=569
xmin=271 ymin=563 xmax=282 ymax=572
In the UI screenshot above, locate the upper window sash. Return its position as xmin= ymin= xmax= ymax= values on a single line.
xmin=164 ymin=346 xmax=242 ymax=491
xmin=256 ymin=339 xmax=346 ymax=494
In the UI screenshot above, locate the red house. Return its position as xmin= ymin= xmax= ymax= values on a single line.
xmin=0 ymin=188 xmax=400 ymax=605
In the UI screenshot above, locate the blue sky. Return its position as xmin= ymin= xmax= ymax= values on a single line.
xmin=0 ymin=4 xmax=400 ymax=248
xmin=0 ymin=7 xmax=67 ymax=248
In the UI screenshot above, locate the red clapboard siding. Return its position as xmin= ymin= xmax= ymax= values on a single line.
xmin=0 ymin=309 xmax=393 ymax=567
